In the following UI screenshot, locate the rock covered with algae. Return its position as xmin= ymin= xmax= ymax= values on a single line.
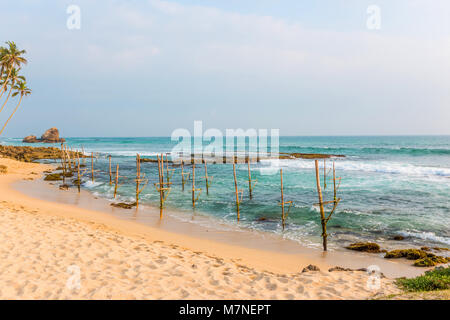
xmin=345 ymin=242 xmax=381 ymax=253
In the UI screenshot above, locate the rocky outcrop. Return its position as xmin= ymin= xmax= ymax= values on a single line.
xmin=0 ymin=145 xmax=81 ymax=162
xmin=345 ymin=242 xmax=382 ymax=253
xmin=40 ymin=128 xmax=64 ymax=143
xmin=23 ymin=135 xmax=38 ymax=143
xmin=302 ymin=265 xmax=320 ymax=272
xmin=22 ymin=128 xmax=65 ymax=143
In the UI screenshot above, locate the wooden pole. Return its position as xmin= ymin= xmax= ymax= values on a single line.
xmin=315 ymin=160 xmax=327 ymax=251
xmin=81 ymin=146 xmax=86 ymax=165
xmin=333 ymin=161 xmax=336 ymax=202
xmin=323 ymin=159 xmax=327 ymax=190
xmin=77 ymin=153 xmax=81 ymax=193
xmin=165 ymin=154 xmax=169 ymax=184
xmin=66 ymin=145 xmax=72 ymax=171
xmin=134 ymin=153 xmax=148 ymax=210
xmin=181 ymin=160 xmax=185 ymax=191
xmin=248 ymin=160 xmax=253 ymax=199
xmin=60 ymin=143 xmax=66 ymax=184
xmin=114 ymin=164 xmax=119 ymax=198
xmin=157 ymin=155 xmax=164 ymax=218
xmin=204 ymin=160 xmax=209 ymax=195
xmin=155 ymin=154 xmax=169 ymax=219
xmin=91 ymin=152 xmax=94 ymax=182
xmin=161 ymin=153 xmax=165 ymax=198
xmin=192 ymin=163 xmax=196 ymax=208
xmin=281 ymin=168 xmax=285 ymax=230
xmin=233 ymin=159 xmax=240 ymax=221
xmin=108 ymin=155 xmax=112 ymax=185
xmin=136 ymin=154 xmax=140 ymax=208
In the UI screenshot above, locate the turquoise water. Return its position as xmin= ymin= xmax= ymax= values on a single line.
xmin=2 ymin=136 xmax=449 ymax=249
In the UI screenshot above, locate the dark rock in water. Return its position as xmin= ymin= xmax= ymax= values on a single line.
xmin=44 ymin=173 xmax=63 ymax=181
xmin=59 ymin=184 xmax=69 ymax=190
xmin=384 ymin=248 xmax=450 ymax=267
xmin=328 ymin=266 xmax=367 ymax=272
xmin=41 ymin=127 xmax=65 ymax=143
xmin=256 ymin=217 xmax=267 ymax=222
xmin=139 ymin=158 xmax=159 ymax=163
xmin=384 ymin=249 xmax=430 ymax=260
xmin=110 ymin=202 xmax=137 ymax=209
xmin=414 ymin=256 xmax=449 ymax=267
xmin=433 ymin=247 xmax=450 ymax=251
xmin=329 ymin=266 xmax=352 ymax=272
xmin=346 ymin=242 xmax=381 ymax=253
xmin=23 ymin=135 xmax=38 ymax=143
xmin=392 ymin=235 xmax=405 ymax=241
xmin=22 ymin=127 xmax=65 ymax=143
xmin=302 ymin=265 xmax=320 ymax=272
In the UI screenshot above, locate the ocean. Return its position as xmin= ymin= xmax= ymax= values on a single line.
xmin=2 ymin=135 xmax=449 ymax=250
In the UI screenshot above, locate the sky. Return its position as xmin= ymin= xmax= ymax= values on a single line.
xmin=1 ymin=0 xmax=450 ymax=137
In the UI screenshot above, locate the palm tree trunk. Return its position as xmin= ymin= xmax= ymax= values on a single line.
xmin=0 ymin=82 xmax=14 ymax=114
xmin=0 ymin=95 xmax=22 ymax=136
xmin=0 ymin=68 xmax=12 ymax=100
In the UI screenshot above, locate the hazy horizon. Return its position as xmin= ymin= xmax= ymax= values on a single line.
xmin=2 ymin=0 xmax=450 ymax=137
xmin=4 ymin=134 xmax=450 ymax=140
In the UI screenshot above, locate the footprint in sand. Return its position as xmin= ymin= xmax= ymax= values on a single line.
xmin=265 ymin=282 xmax=277 ymax=291
xmin=208 ymin=278 xmax=220 ymax=286
xmin=296 ymin=285 xmax=305 ymax=294
xmin=277 ymin=277 xmax=288 ymax=284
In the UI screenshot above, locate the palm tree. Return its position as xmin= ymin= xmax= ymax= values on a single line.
xmin=0 ymin=81 xmax=31 ymax=136
xmin=0 ymin=41 xmax=27 ymax=99
xmin=0 ymin=68 xmax=25 ymax=114
xmin=0 ymin=46 xmax=6 ymax=84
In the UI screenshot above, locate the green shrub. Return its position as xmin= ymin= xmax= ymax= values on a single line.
xmin=397 ymin=267 xmax=450 ymax=292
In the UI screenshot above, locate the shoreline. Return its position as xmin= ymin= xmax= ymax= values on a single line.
xmin=0 ymin=156 xmax=429 ymax=299
xmin=11 ymin=161 xmax=426 ymax=278
xmin=4 ymin=157 xmax=429 ymax=277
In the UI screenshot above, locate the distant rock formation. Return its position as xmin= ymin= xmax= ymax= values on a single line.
xmin=23 ymin=135 xmax=38 ymax=143
xmin=40 ymin=127 xmax=64 ymax=143
xmin=22 ymin=128 xmax=65 ymax=143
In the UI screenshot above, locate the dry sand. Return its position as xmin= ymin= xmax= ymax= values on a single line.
xmin=0 ymin=157 xmax=402 ymax=299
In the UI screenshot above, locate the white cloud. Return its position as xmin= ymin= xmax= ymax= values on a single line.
xmin=3 ymin=0 xmax=450 ymax=135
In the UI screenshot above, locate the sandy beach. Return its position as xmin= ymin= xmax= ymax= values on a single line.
xmin=0 ymin=157 xmax=405 ymax=299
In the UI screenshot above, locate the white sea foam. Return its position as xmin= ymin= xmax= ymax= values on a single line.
xmin=94 ymin=151 xmax=161 ymax=157
xmin=82 ymin=181 xmax=103 ymax=188
xmin=258 ymin=159 xmax=450 ymax=178
xmin=398 ymin=231 xmax=450 ymax=246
